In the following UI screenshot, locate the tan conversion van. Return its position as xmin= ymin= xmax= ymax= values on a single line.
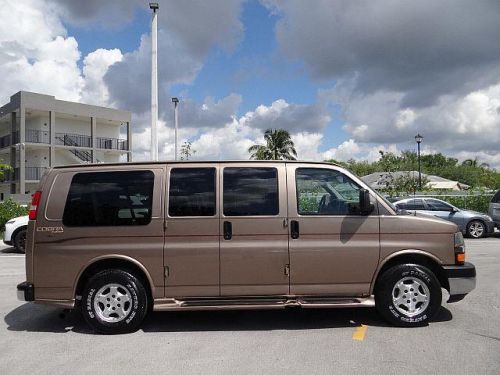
xmin=17 ymin=161 xmax=476 ymax=334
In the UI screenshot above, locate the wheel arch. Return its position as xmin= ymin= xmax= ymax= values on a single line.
xmin=11 ymin=225 xmax=27 ymax=242
xmin=371 ymin=250 xmax=449 ymax=294
xmin=74 ymin=255 xmax=155 ymax=305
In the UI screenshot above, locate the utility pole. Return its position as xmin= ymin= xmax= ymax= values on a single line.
xmin=415 ymin=133 xmax=423 ymax=190
xmin=172 ymin=97 xmax=179 ymax=160
xmin=149 ymin=3 xmax=159 ymax=161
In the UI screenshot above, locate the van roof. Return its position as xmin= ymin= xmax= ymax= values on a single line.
xmin=52 ymin=160 xmax=342 ymax=169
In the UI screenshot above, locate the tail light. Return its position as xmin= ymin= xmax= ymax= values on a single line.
xmin=454 ymin=232 xmax=465 ymax=265
xmin=29 ymin=191 xmax=42 ymax=220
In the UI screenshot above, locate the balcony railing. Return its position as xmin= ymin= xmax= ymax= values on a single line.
xmin=0 ymin=131 xmax=129 ymax=151
xmin=26 ymin=129 xmax=50 ymax=144
xmin=96 ymin=137 xmax=129 ymax=151
xmin=55 ymin=132 xmax=92 ymax=148
xmin=1 ymin=167 xmax=48 ymax=182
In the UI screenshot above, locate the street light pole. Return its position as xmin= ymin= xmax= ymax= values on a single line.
xmin=415 ymin=133 xmax=423 ymax=190
xmin=172 ymin=97 xmax=179 ymax=160
xmin=149 ymin=2 xmax=159 ymax=161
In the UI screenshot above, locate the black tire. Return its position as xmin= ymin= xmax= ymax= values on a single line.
xmin=466 ymin=220 xmax=486 ymax=239
xmin=375 ymin=264 xmax=442 ymax=327
xmin=81 ymin=269 xmax=148 ymax=334
xmin=13 ymin=228 xmax=27 ymax=254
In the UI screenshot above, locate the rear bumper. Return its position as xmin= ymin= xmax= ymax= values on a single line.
xmin=17 ymin=281 xmax=34 ymax=302
xmin=443 ymin=262 xmax=476 ymax=303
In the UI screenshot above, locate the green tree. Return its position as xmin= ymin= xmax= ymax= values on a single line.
xmin=248 ymin=129 xmax=297 ymax=160
xmin=179 ymin=141 xmax=196 ymax=161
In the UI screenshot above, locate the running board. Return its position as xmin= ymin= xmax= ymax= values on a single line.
xmin=153 ymin=296 xmax=374 ymax=311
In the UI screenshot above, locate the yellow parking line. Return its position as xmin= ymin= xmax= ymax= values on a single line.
xmin=352 ymin=324 xmax=368 ymax=341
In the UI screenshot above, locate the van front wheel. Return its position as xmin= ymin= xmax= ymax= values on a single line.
xmin=375 ymin=264 xmax=442 ymax=327
xmin=81 ymin=269 xmax=148 ymax=334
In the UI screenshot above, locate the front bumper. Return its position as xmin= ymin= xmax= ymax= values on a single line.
xmin=443 ymin=262 xmax=476 ymax=303
xmin=485 ymin=221 xmax=495 ymax=234
xmin=17 ymin=281 xmax=34 ymax=302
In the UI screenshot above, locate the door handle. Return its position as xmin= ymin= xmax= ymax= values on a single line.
xmin=290 ymin=220 xmax=299 ymax=239
xmin=223 ymin=221 xmax=232 ymax=240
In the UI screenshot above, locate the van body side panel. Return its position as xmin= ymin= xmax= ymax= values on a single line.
xmin=286 ymin=164 xmax=380 ymax=296
xmin=379 ymin=215 xmax=456 ymax=265
xmin=219 ymin=163 xmax=289 ymax=296
xmin=164 ymin=164 xmax=220 ymax=297
xmin=33 ymin=166 xmax=165 ymax=301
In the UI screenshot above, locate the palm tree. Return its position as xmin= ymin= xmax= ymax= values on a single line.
xmin=462 ymin=158 xmax=490 ymax=169
xmin=248 ymin=129 xmax=297 ymax=160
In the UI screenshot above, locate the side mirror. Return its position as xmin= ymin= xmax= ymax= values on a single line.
xmin=359 ymin=188 xmax=374 ymax=215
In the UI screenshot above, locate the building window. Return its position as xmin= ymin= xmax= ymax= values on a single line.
xmin=63 ymin=170 xmax=154 ymax=226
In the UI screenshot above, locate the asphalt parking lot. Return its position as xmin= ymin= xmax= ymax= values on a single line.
xmin=0 ymin=237 xmax=499 ymax=375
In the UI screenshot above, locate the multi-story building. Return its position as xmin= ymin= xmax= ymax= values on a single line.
xmin=0 ymin=91 xmax=132 ymax=202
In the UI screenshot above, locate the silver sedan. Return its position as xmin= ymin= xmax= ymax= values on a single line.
xmin=394 ymin=197 xmax=495 ymax=238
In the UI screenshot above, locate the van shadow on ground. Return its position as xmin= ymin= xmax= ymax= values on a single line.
xmin=4 ymin=303 xmax=453 ymax=334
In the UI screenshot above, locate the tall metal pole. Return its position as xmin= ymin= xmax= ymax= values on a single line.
xmin=172 ymin=97 xmax=179 ymax=160
xmin=149 ymin=3 xmax=159 ymax=161
xmin=415 ymin=133 xmax=423 ymax=190
xmin=417 ymin=141 xmax=421 ymax=189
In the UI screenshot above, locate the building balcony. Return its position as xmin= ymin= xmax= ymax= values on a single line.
xmin=0 ymin=131 xmax=129 ymax=151
xmin=1 ymin=166 xmax=48 ymax=182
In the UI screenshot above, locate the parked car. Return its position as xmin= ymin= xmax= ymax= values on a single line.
xmin=17 ymin=161 xmax=476 ymax=334
xmin=488 ymin=190 xmax=500 ymax=229
xmin=3 ymin=215 xmax=28 ymax=253
xmin=394 ymin=197 xmax=495 ymax=238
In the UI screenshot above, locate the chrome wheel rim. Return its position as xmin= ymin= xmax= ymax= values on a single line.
xmin=469 ymin=222 xmax=484 ymax=238
xmin=93 ymin=283 xmax=132 ymax=323
xmin=392 ymin=277 xmax=430 ymax=317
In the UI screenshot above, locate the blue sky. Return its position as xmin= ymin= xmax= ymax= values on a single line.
xmin=65 ymin=0 xmax=347 ymax=152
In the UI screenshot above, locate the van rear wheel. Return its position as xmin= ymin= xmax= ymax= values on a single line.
xmin=81 ymin=269 xmax=148 ymax=334
xmin=375 ymin=264 xmax=442 ymax=327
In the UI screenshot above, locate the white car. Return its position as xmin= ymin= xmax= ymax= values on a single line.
xmin=4 ymin=215 xmax=28 ymax=253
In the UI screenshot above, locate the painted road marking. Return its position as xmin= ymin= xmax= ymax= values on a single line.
xmin=352 ymin=324 xmax=368 ymax=341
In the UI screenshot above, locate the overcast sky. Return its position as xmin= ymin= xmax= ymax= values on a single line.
xmin=1 ymin=0 xmax=499 ymax=167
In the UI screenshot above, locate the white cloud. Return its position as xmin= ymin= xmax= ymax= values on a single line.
xmin=0 ymin=0 xmax=83 ymax=103
xmin=81 ymin=48 xmax=123 ymax=106
xmin=240 ymin=99 xmax=331 ymax=133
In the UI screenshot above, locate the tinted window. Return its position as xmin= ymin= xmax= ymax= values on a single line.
xmin=492 ymin=190 xmax=500 ymax=203
xmin=402 ymin=199 xmax=426 ymax=210
xmin=63 ymin=170 xmax=154 ymax=226
xmin=296 ymin=168 xmax=362 ymax=215
xmin=426 ymin=199 xmax=453 ymax=211
xmin=223 ymin=168 xmax=278 ymax=216
xmin=169 ymin=168 xmax=216 ymax=216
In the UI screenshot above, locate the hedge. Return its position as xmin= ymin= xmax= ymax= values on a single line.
xmin=0 ymin=199 xmax=28 ymax=229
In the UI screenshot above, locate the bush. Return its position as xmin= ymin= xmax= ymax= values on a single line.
xmin=0 ymin=199 xmax=28 ymax=229
xmin=437 ymin=193 xmax=493 ymax=214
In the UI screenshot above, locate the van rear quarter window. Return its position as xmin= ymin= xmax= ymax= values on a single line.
xmin=62 ymin=170 xmax=154 ymax=226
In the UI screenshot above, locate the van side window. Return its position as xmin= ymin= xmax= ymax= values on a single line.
xmin=63 ymin=171 xmax=154 ymax=226
xmin=169 ymin=168 xmax=216 ymax=216
xmin=296 ymin=168 xmax=363 ymax=215
xmin=223 ymin=167 xmax=279 ymax=216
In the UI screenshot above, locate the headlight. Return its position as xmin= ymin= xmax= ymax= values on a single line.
xmin=454 ymin=232 xmax=465 ymax=265
xmin=6 ymin=220 xmax=15 ymax=224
